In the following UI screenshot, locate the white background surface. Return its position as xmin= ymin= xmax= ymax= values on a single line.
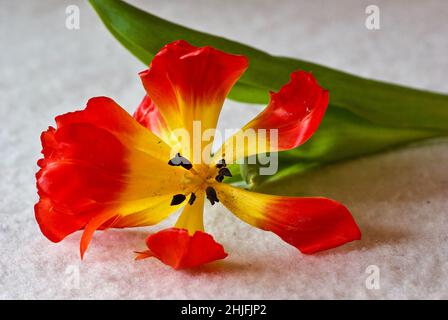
xmin=1 ymin=0 xmax=447 ymax=299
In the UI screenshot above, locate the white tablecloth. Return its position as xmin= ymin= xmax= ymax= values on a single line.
xmin=1 ymin=0 xmax=447 ymax=299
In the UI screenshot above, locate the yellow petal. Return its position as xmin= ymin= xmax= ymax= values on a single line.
xmin=175 ymin=192 xmax=205 ymax=235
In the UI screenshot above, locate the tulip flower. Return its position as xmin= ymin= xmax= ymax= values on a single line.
xmin=35 ymin=40 xmax=360 ymax=270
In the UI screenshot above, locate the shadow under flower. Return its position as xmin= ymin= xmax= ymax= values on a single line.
xmin=182 ymin=259 xmax=261 ymax=275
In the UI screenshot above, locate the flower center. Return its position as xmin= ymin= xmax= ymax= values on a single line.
xmin=167 ymin=154 xmax=232 ymax=206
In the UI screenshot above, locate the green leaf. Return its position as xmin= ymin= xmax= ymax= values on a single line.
xmin=243 ymin=108 xmax=440 ymax=188
xmin=89 ymin=0 xmax=448 ymax=188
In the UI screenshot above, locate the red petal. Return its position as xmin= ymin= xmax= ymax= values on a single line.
xmin=263 ymin=197 xmax=361 ymax=254
xmin=34 ymin=197 xmax=95 ymax=243
xmin=37 ymin=123 xmax=128 ymax=206
xmin=134 ymin=250 xmax=153 ymax=261
xmin=140 ymin=228 xmax=228 ymax=269
xmin=35 ymin=123 xmax=118 ymax=243
xmin=133 ymin=95 xmax=167 ymax=136
xmin=255 ymin=70 xmax=329 ymax=150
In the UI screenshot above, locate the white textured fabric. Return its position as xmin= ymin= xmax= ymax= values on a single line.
xmin=1 ymin=0 xmax=447 ymax=299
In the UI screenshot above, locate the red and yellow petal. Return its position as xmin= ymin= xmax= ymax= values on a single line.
xmin=54 ymin=96 xmax=171 ymax=161
xmin=214 ymin=71 xmax=329 ymax=163
xmin=135 ymin=228 xmax=227 ymax=269
xmin=35 ymin=97 xmax=188 ymax=257
xmin=215 ymin=183 xmax=361 ymax=254
xmin=139 ymin=40 xmax=248 ymax=158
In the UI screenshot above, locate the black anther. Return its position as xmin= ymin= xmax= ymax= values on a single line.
xmin=205 ymin=187 xmax=219 ymax=206
xmin=188 ymin=192 xmax=197 ymax=205
xmin=168 ymin=153 xmax=192 ymax=170
xmin=216 ymin=159 xmax=226 ymax=169
xmin=219 ymin=167 xmax=232 ymax=177
xmin=170 ymin=194 xmax=186 ymax=206
xmin=215 ymin=167 xmax=232 ymax=182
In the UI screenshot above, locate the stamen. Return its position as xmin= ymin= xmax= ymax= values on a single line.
xmin=216 ymin=159 xmax=226 ymax=169
xmin=219 ymin=167 xmax=232 ymax=177
xmin=168 ymin=153 xmax=193 ymax=170
xmin=170 ymin=194 xmax=186 ymax=206
xmin=215 ymin=166 xmax=232 ymax=182
xmin=188 ymin=192 xmax=197 ymax=205
xmin=206 ymin=187 xmax=219 ymax=206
